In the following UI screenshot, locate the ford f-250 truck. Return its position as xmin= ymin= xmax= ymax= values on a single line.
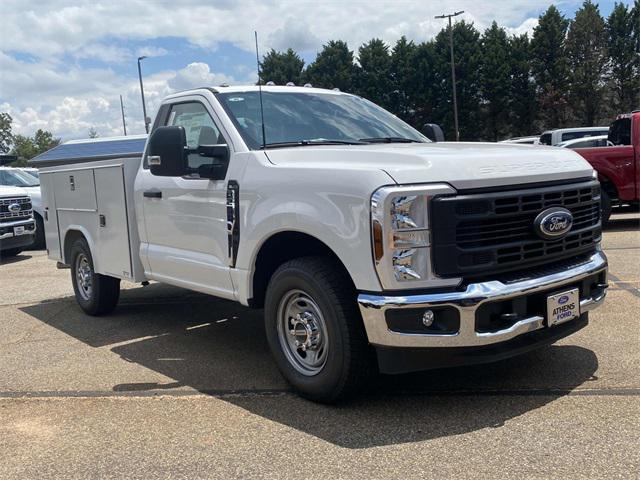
xmin=0 ymin=185 xmax=36 ymax=257
xmin=573 ymin=111 xmax=640 ymax=224
xmin=38 ymin=85 xmax=608 ymax=402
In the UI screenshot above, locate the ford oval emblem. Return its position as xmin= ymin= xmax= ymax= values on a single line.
xmin=8 ymin=203 xmax=21 ymax=213
xmin=534 ymin=207 xmax=573 ymax=240
xmin=558 ymin=295 xmax=569 ymax=304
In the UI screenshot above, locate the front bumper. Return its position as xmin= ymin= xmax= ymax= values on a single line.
xmin=0 ymin=218 xmax=36 ymax=249
xmin=358 ymin=251 xmax=607 ymax=351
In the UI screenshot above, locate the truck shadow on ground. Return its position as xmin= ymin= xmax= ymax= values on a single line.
xmin=605 ymin=215 xmax=640 ymax=232
xmin=0 ymin=253 xmax=33 ymax=265
xmin=21 ymin=283 xmax=599 ymax=449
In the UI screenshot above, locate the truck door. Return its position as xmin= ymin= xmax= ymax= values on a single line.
xmin=136 ymin=98 xmax=235 ymax=299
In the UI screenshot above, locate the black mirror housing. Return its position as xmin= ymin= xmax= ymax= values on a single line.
xmin=148 ymin=126 xmax=188 ymax=177
xmin=422 ymin=123 xmax=445 ymax=142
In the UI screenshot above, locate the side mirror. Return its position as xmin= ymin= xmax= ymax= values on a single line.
xmin=422 ymin=123 xmax=445 ymax=142
xmin=148 ymin=126 xmax=188 ymax=177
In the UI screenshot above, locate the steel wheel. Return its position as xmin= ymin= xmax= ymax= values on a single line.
xmin=276 ymin=289 xmax=329 ymax=376
xmin=75 ymin=253 xmax=93 ymax=301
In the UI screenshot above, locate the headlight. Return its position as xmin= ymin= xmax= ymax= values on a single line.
xmin=371 ymin=183 xmax=461 ymax=290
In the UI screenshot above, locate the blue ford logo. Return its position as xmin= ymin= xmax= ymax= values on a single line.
xmin=534 ymin=207 xmax=573 ymax=240
xmin=558 ymin=295 xmax=569 ymax=304
xmin=8 ymin=203 xmax=21 ymax=213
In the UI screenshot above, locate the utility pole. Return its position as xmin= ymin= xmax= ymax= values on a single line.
xmin=137 ymin=56 xmax=150 ymax=133
xmin=120 ymin=95 xmax=127 ymax=136
xmin=435 ymin=10 xmax=464 ymax=141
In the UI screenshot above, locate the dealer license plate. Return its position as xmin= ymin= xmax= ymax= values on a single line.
xmin=13 ymin=226 xmax=25 ymax=236
xmin=546 ymin=288 xmax=580 ymax=326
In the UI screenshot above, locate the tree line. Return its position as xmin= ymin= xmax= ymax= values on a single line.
xmin=259 ymin=2 xmax=640 ymax=141
xmin=0 ymin=113 xmax=61 ymax=167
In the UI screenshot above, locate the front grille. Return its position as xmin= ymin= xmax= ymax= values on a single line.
xmin=0 ymin=197 xmax=33 ymax=222
xmin=431 ymin=180 xmax=601 ymax=278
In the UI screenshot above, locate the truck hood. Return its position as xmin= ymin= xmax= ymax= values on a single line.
xmin=0 ymin=185 xmax=29 ymax=198
xmin=264 ymin=142 xmax=594 ymax=189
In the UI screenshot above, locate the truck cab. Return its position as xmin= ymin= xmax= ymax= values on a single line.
xmin=573 ymin=111 xmax=640 ymax=223
xmin=36 ymin=86 xmax=608 ymax=402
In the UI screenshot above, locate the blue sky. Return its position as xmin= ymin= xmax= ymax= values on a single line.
xmin=0 ymin=0 xmax=633 ymax=139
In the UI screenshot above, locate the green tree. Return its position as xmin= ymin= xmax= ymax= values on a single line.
xmin=406 ymin=41 xmax=438 ymax=131
xmin=389 ymin=37 xmax=419 ymax=122
xmin=304 ymin=40 xmax=356 ymax=92
xmin=566 ymin=1 xmax=608 ymax=126
xmin=480 ymin=22 xmax=512 ymax=140
xmin=0 ymin=112 xmax=13 ymax=154
xmin=88 ymin=127 xmax=99 ymax=138
xmin=531 ymin=5 xmax=570 ymax=129
xmin=355 ymin=39 xmax=392 ymax=109
xmin=259 ymin=48 xmax=305 ymax=86
xmin=509 ymin=34 xmax=537 ymax=137
xmin=607 ymin=2 xmax=640 ymax=111
xmin=432 ymin=21 xmax=483 ymax=141
xmin=11 ymin=129 xmax=60 ymax=166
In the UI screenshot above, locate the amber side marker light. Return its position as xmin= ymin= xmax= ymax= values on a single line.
xmin=373 ymin=219 xmax=384 ymax=262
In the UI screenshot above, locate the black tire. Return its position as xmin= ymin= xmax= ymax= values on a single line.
xmin=0 ymin=248 xmax=22 ymax=258
xmin=33 ymin=213 xmax=46 ymax=250
xmin=70 ymin=237 xmax=120 ymax=316
xmin=600 ymin=189 xmax=612 ymax=227
xmin=264 ymin=256 xmax=373 ymax=403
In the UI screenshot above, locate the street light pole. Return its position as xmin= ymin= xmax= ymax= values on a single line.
xmin=137 ymin=56 xmax=150 ymax=134
xmin=435 ymin=10 xmax=464 ymax=141
xmin=120 ymin=95 xmax=127 ymax=136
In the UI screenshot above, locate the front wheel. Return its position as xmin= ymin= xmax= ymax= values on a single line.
xmin=264 ymin=256 xmax=373 ymax=403
xmin=70 ymin=237 xmax=120 ymax=315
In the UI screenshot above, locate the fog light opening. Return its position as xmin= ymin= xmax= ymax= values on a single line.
xmin=422 ymin=310 xmax=434 ymax=327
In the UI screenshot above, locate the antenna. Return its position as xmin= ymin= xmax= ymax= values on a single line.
xmin=254 ymin=31 xmax=267 ymax=149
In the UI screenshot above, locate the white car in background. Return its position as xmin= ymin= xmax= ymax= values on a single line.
xmin=556 ymin=135 xmax=611 ymax=149
xmin=539 ymin=127 xmax=609 ymax=146
xmin=0 ymin=167 xmax=44 ymax=248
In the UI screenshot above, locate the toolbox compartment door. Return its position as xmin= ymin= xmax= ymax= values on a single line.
xmin=93 ymin=166 xmax=133 ymax=279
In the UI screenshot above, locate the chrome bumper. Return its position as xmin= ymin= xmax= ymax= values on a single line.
xmin=0 ymin=218 xmax=36 ymax=240
xmin=358 ymin=251 xmax=607 ymax=348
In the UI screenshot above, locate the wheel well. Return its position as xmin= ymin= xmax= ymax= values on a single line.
xmin=63 ymin=230 xmax=85 ymax=265
xmin=250 ymin=231 xmax=353 ymax=308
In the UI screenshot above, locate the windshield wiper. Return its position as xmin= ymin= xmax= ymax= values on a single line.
xmin=262 ymin=139 xmax=366 ymax=149
xmin=359 ymin=137 xmax=423 ymax=144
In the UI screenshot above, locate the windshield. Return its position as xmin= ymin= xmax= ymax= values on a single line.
xmin=0 ymin=169 xmax=40 ymax=187
xmin=216 ymin=91 xmax=427 ymax=149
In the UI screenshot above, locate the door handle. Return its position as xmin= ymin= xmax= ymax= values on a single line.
xmin=143 ymin=190 xmax=162 ymax=198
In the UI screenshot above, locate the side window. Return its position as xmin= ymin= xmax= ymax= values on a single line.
xmin=608 ymin=118 xmax=631 ymax=146
xmin=167 ymin=102 xmax=226 ymax=170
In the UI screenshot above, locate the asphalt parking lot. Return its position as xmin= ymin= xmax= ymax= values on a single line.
xmin=1 ymin=213 xmax=639 ymax=479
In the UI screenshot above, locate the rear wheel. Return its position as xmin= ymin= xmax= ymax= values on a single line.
xmin=70 ymin=238 xmax=120 ymax=315
xmin=264 ymin=256 xmax=373 ymax=403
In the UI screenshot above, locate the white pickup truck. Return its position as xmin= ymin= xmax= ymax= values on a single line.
xmin=37 ymin=85 xmax=608 ymax=402
xmin=0 ymin=185 xmax=36 ymax=257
